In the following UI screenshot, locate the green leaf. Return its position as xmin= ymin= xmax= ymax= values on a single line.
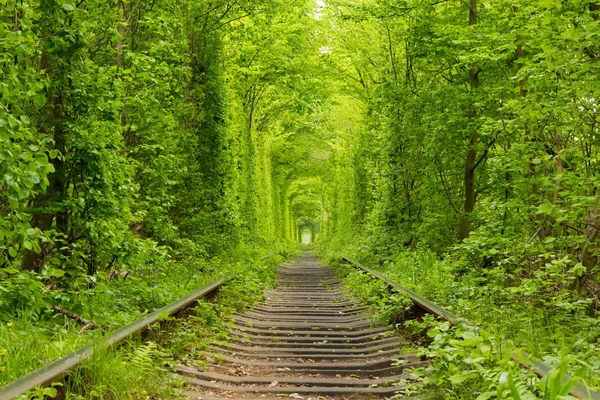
xmin=479 ymin=342 xmax=491 ymax=354
xmin=47 ymin=268 xmax=66 ymax=278
xmin=34 ymin=95 xmax=46 ymax=107
xmin=460 ymin=331 xmax=475 ymax=339
xmin=36 ymin=156 xmax=49 ymax=166
xmin=507 ymin=374 xmax=522 ymax=400
xmin=449 ymin=373 xmax=470 ymax=384
xmin=538 ymin=203 xmax=553 ymax=215
xmin=30 ymin=172 xmax=40 ymax=184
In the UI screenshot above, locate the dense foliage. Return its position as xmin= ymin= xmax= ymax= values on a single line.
xmin=313 ymin=0 xmax=600 ymax=395
xmin=2 ymin=0 xmax=600 ymax=397
xmin=0 ymin=0 xmax=318 ymax=385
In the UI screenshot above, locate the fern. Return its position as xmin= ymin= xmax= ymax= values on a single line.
xmin=130 ymin=342 xmax=161 ymax=376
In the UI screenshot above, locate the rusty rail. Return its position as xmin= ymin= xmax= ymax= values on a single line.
xmin=340 ymin=255 xmax=600 ymax=400
xmin=0 ymin=279 xmax=225 ymax=400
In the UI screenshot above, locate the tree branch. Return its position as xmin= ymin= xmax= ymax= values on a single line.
xmin=472 ymin=135 xmax=497 ymax=171
xmin=437 ymin=167 xmax=459 ymax=213
xmin=53 ymin=305 xmax=98 ymax=334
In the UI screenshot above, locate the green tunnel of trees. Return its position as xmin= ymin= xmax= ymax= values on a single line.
xmin=2 ymin=0 xmax=600 ymax=395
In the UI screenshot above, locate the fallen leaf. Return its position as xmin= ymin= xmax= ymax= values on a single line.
xmin=269 ymin=381 xmax=279 ymax=387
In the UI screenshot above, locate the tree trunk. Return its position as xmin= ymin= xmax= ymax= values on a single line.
xmin=514 ymin=12 xmax=547 ymax=241
xmin=575 ymin=200 xmax=600 ymax=295
xmin=115 ymin=0 xmax=126 ymax=69
xmin=460 ymin=145 xmax=476 ymax=240
xmin=21 ymin=52 xmax=67 ymax=272
xmin=551 ymin=133 xmax=563 ymax=206
xmin=460 ymin=0 xmax=478 ymax=240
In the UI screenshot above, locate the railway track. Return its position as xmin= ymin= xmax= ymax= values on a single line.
xmin=2 ymin=252 xmax=599 ymax=399
xmin=179 ymin=254 xmax=424 ymax=399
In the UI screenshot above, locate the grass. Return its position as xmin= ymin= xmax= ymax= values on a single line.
xmin=1 ymin=318 xmax=94 ymax=386
xmin=61 ymin=338 xmax=179 ymax=400
xmin=2 ymin=244 xmax=287 ymax=399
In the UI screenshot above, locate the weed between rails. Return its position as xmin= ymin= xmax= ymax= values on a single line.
xmin=6 ymin=252 xmax=281 ymax=399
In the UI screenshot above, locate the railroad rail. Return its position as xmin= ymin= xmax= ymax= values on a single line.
xmin=340 ymin=255 xmax=600 ymax=400
xmin=0 ymin=279 xmax=224 ymax=400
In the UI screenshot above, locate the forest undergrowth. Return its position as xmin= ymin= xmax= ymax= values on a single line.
xmin=320 ymin=243 xmax=600 ymax=399
xmin=2 ymin=245 xmax=288 ymax=398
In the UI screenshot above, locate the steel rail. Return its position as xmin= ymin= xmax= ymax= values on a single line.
xmin=340 ymin=255 xmax=600 ymax=400
xmin=0 ymin=279 xmax=225 ymax=400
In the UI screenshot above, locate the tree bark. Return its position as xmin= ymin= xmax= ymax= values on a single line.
xmin=21 ymin=50 xmax=67 ymax=272
xmin=115 ymin=0 xmax=126 ymax=69
xmin=459 ymin=0 xmax=478 ymax=240
xmin=575 ymin=200 xmax=600 ymax=295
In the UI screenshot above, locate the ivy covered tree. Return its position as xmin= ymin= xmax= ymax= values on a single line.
xmin=0 ymin=0 xmax=325 ymax=317
xmin=314 ymin=0 xmax=600 ymax=389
